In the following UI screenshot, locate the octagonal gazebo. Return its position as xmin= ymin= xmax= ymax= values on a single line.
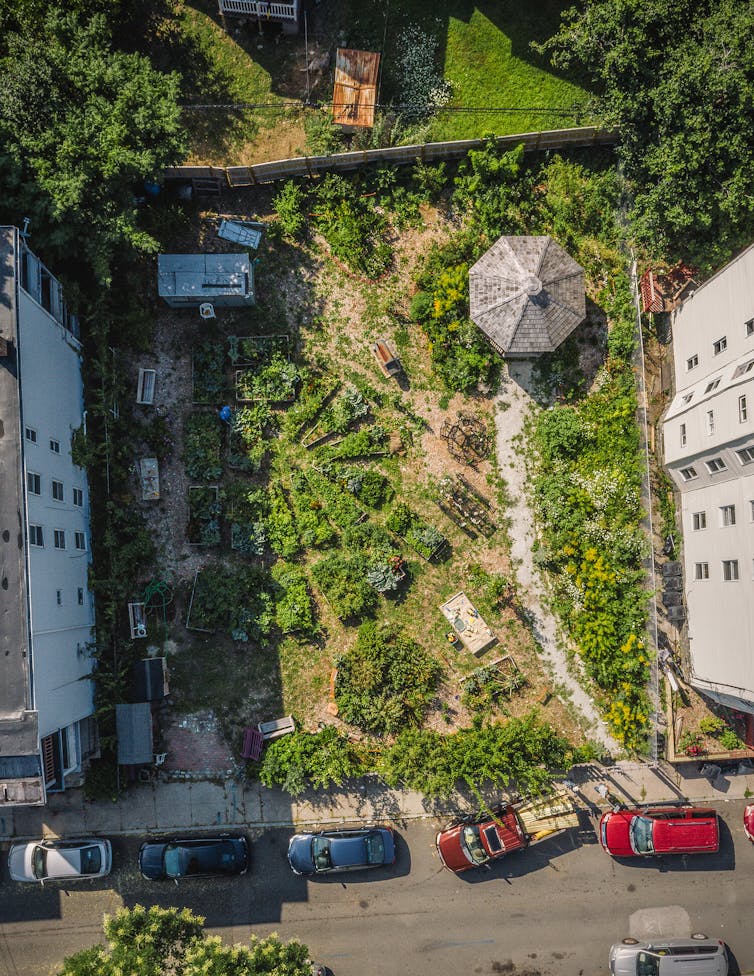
xmin=469 ymin=236 xmax=586 ymax=358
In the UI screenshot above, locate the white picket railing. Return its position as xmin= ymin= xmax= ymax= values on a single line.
xmin=218 ymin=0 xmax=298 ymax=20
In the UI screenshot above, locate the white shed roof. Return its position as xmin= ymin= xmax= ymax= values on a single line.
xmin=158 ymin=253 xmax=251 ymax=300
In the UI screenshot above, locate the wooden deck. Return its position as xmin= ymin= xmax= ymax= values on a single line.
xmin=439 ymin=591 xmax=498 ymax=656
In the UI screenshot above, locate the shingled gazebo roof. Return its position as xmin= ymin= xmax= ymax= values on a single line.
xmin=469 ymin=236 xmax=586 ymax=358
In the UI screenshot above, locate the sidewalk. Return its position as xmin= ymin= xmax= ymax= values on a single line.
xmin=2 ymin=760 xmax=753 ymax=842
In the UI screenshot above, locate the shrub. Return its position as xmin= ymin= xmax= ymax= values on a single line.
xmin=311 ymin=553 xmax=377 ymax=621
xmin=257 ymin=726 xmax=365 ymax=796
xmin=313 ymin=174 xmax=392 ymax=278
xmin=271 ymin=562 xmax=315 ymax=635
xmin=273 ymin=180 xmax=307 ymax=240
xmin=336 ymin=622 xmax=441 ymax=735
xmin=266 ymin=486 xmax=300 ymax=558
xmin=719 ymin=727 xmax=745 ymax=751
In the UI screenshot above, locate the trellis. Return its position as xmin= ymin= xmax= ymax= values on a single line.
xmin=436 ymin=474 xmax=496 ymax=538
xmin=439 ymin=412 xmax=491 ymax=465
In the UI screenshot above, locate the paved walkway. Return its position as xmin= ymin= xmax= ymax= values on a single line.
xmin=2 ymin=760 xmax=752 ymax=842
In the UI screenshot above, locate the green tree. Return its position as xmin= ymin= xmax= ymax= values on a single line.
xmin=0 ymin=8 xmax=187 ymax=283
xmin=538 ymin=0 xmax=754 ymax=266
xmin=59 ymin=906 xmax=312 ymax=976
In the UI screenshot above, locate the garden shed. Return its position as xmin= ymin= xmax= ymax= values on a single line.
xmin=115 ymin=702 xmax=153 ymax=765
xmin=469 ymin=236 xmax=585 ymax=358
xmin=157 ymin=253 xmax=255 ymax=308
xmin=332 ymin=49 xmax=380 ymax=129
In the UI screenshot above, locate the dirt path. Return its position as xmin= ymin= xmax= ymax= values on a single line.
xmin=495 ymin=361 xmax=621 ymax=754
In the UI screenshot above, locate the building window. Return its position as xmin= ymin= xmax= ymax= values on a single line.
xmin=704 ymin=378 xmax=721 ymax=393
xmin=734 ymin=359 xmax=754 ymax=378
xmin=680 ymin=466 xmax=698 ymax=481
xmin=705 ymin=457 xmax=727 ymax=473
xmin=49 ymin=438 xmax=60 ymax=454
xmin=692 ymin=511 xmax=707 ymax=530
xmin=740 ymin=396 xmax=748 ymax=423
xmin=56 ymin=589 xmax=63 ymax=606
xmin=52 ymin=479 xmax=64 ymax=502
xmin=706 ymin=410 xmax=715 ymax=435
xmin=26 ymin=472 xmax=41 ymax=495
xmin=29 ymin=524 xmax=44 ymax=547
xmin=723 ymin=559 xmax=740 ymax=581
xmin=53 ymin=529 xmax=66 ymax=550
xmin=682 ymin=392 xmax=694 ymax=405
xmin=713 ymin=336 xmax=728 ymax=355
xmin=736 ymin=447 xmax=754 ymax=465
xmin=679 ymin=423 xmax=687 ymax=447
xmin=686 ymin=354 xmax=699 ymax=371
xmin=747 ymin=318 xmax=754 ymax=337
xmin=25 ymin=426 xmax=37 ymax=443
xmin=72 ymin=487 xmax=83 ymax=507
xmin=721 ymin=504 xmax=736 ymax=526
xmin=78 ymin=587 xmax=84 ymax=606
xmin=694 ymin=562 xmax=710 ymax=580
xmin=74 ymin=531 xmax=86 ymax=551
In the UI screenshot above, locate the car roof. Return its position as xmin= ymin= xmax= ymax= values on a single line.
xmin=328 ymin=834 xmax=369 ymax=867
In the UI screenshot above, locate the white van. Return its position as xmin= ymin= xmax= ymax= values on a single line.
xmin=609 ymin=937 xmax=728 ymax=976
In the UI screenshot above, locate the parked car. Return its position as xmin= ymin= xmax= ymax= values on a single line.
xmin=436 ymin=805 xmax=528 ymax=872
xmin=743 ymin=803 xmax=754 ymax=841
xmin=8 ymin=838 xmax=112 ymax=883
xmin=287 ymin=827 xmax=395 ymax=876
xmin=138 ymin=835 xmax=249 ymax=880
xmin=599 ymin=806 xmax=719 ymax=857
xmin=609 ymin=936 xmax=727 ymax=975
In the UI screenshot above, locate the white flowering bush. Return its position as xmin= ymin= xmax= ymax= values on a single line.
xmin=395 ymin=24 xmax=453 ymax=118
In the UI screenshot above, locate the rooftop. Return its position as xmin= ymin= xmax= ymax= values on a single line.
xmin=332 ymin=49 xmax=380 ymax=129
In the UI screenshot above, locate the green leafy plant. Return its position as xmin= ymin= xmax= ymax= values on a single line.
xmin=311 ymin=553 xmax=377 ymax=621
xmin=266 ymin=486 xmax=300 ymax=559
xmin=183 ymin=412 xmax=222 ymax=481
xmin=187 ymin=486 xmax=221 ymax=546
xmin=270 ymin=561 xmax=315 ymax=635
xmin=236 ymin=354 xmax=299 ymax=402
xmin=386 ymin=503 xmax=447 ymax=560
xmin=272 ymin=180 xmax=307 ymax=240
xmin=192 ymin=341 xmax=226 ymax=403
xmin=257 ymin=726 xmax=364 ymax=796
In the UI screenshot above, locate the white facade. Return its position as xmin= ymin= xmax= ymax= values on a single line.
xmin=0 ymin=227 xmax=96 ymax=803
xmin=663 ymin=242 xmax=754 ymax=711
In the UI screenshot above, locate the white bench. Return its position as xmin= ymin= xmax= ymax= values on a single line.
xmin=258 ymin=716 xmax=296 ymax=740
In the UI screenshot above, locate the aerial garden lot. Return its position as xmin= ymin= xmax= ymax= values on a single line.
xmin=131 ymin=138 xmax=647 ymax=797
xmin=165 ymin=0 xmax=592 ymax=163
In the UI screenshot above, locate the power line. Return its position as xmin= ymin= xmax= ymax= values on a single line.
xmin=179 ymin=100 xmax=589 ymax=115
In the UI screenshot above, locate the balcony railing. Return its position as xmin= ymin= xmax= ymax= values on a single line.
xmin=218 ymin=0 xmax=298 ymax=20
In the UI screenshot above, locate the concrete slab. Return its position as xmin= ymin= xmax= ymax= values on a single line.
xmin=186 ymin=780 xmax=235 ymax=829
xmin=154 ymin=782 xmax=194 ymax=830
xmin=118 ymin=784 xmax=158 ymax=833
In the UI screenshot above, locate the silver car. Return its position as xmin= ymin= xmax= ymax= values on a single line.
xmin=8 ymin=839 xmax=112 ymax=883
xmin=610 ymin=937 xmax=727 ymax=976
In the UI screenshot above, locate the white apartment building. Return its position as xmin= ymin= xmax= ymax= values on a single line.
xmin=0 ymin=226 xmax=97 ymax=806
xmin=663 ymin=242 xmax=754 ymax=712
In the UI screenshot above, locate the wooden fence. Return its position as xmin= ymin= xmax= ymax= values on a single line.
xmin=163 ymin=126 xmax=620 ymax=190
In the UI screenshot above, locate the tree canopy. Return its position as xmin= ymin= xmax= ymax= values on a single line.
xmin=0 ymin=6 xmax=186 ymax=284
xmin=58 ymin=905 xmax=312 ymax=976
xmin=538 ymin=0 xmax=754 ymax=267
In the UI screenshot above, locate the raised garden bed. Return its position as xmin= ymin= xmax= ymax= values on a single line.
xmin=461 ymin=656 xmax=526 ymax=711
xmin=666 ymin=675 xmax=754 ymax=763
xmin=302 ymin=385 xmax=369 ymax=447
xmin=228 ymin=334 xmax=289 ymax=367
xmin=183 ymin=412 xmax=223 ymax=481
xmin=185 ymin=563 xmax=275 ymax=641
xmin=311 ymin=552 xmax=377 ymax=622
xmin=235 ymin=354 xmax=299 ymax=403
xmin=436 ymin=474 xmax=496 ymax=538
xmin=305 ymin=469 xmax=367 ymax=530
xmin=386 ymin=502 xmax=448 ymax=562
xmin=192 ymin=341 xmax=226 ymax=404
xmin=187 ymin=486 xmax=220 ymax=546
xmin=270 ymin=561 xmax=315 ymax=635
xmin=227 ymin=405 xmax=273 ymax=472
xmin=314 ymin=425 xmax=390 ymax=461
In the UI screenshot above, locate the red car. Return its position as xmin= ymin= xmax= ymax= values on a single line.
xmin=599 ymin=805 xmax=719 ymax=857
xmin=436 ymin=805 xmax=527 ymax=872
xmin=744 ymin=804 xmax=754 ymax=841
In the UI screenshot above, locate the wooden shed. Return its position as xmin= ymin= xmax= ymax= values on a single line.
xmin=332 ymin=49 xmax=380 ymax=130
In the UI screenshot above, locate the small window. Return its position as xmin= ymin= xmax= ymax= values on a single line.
xmin=737 ymin=447 xmax=754 ymax=465
xmin=78 ymin=587 xmax=84 ymax=606
xmin=705 ymin=457 xmax=727 ymax=473
xmin=713 ymin=336 xmax=727 ymax=355
xmin=26 ymin=472 xmax=41 ymax=495
xmin=56 ymin=589 xmax=63 ymax=606
xmin=692 ymin=511 xmax=707 ymax=531
xmin=704 ymin=378 xmax=721 ymax=393
xmin=53 ymin=529 xmax=66 ymax=550
xmin=29 ymin=524 xmax=44 ymax=547
xmin=721 ymin=504 xmax=736 ymax=526
xmin=49 ymin=438 xmax=60 ymax=454
xmin=694 ymin=562 xmax=710 ymax=580
xmin=733 ymin=359 xmax=754 ymax=378
xmin=740 ymin=396 xmax=748 ymax=423
xmin=723 ymin=559 xmax=740 ymax=581
xmin=706 ymin=410 xmax=715 ymax=435
xmin=682 ymin=392 xmax=694 ymax=405
xmin=25 ymin=426 xmax=37 ymax=444
xmin=74 ymin=531 xmax=86 ymax=551
xmin=680 ymin=423 xmax=687 ymax=447
xmin=680 ymin=466 xmax=698 ymax=481
xmin=72 ymin=487 xmax=83 ymax=507
xmin=52 ymin=479 xmax=64 ymax=502
xmin=686 ymin=354 xmax=699 ymax=371
xmin=746 ymin=318 xmax=754 ymax=337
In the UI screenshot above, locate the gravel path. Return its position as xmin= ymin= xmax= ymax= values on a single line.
xmin=495 ymin=361 xmax=621 ymax=754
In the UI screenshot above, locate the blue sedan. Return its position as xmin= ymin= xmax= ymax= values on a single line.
xmin=139 ymin=835 xmax=249 ymax=880
xmin=287 ymin=827 xmax=395 ymax=876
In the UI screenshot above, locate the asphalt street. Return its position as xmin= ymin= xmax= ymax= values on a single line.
xmin=1 ymin=800 xmax=753 ymax=976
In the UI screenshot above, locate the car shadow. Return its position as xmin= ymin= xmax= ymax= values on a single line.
xmin=608 ymin=817 xmax=735 ymax=873
xmin=451 ymin=828 xmax=582 ymax=885
xmin=726 ymin=945 xmax=742 ymax=975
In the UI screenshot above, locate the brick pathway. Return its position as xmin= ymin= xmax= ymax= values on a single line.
xmin=161 ymin=709 xmax=237 ymax=778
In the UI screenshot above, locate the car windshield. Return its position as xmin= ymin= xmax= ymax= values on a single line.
xmin=312 ymin=837 xmax=332 ymax=871
xmin=460 ymin=825 xmax=490 ymax=865
xmin=79 ymin=846 xmax=102 ymax=875
xmin=163 ymin=844 xmax=184 ymax=878
xmin=364 ymin=833 xmax=384 ymax=865
xmin=629 ymin=816 xmax=655 ymax=854
xmin=32 ymin=846 xmax=47 ymax=880
xmin=636 ymin=951 xmax=661 ymax=976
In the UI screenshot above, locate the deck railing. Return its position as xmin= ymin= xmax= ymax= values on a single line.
xmin=218 ymin=0 xmax=298 ymax=20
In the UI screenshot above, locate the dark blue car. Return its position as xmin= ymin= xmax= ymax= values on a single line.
xmin=139 ymin=835 xmax=249 ymax=880
xmin=287 ymin=827 xmax=395 ymax=876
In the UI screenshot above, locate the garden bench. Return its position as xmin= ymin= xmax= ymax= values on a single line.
xmin=258 ymin=716 xmax=296 ymax=741
xmin=241 ymin=727 xmax=264 ymax=761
